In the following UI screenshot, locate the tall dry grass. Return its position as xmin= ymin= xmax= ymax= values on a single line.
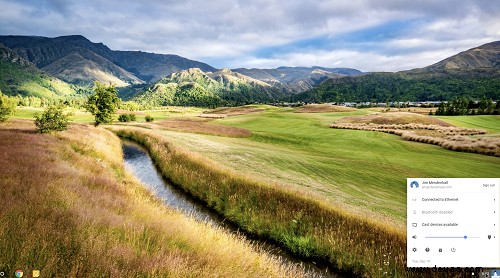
xmin=331 ymin=122 xmax=499 ymax=157
xmin=295 ymin=104 xmax=356 ymax=113
xmin=110 ymin=126 xmax=410 ymax=277
xmin=0 ymin=120 xmax=305 ymax=277
xmin=338 ymin=112 xmax=451 ymax=126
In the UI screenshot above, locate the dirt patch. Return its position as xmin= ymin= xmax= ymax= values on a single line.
xmin=202 ymin=106 xmax=265 ymax=116
xmin=152 ymin=118 xmax=251 ymax=137
xmin=295 ymin=104 xmax=356 ymax=113
xmin=337 ymin=112 xmax=451 ymax=126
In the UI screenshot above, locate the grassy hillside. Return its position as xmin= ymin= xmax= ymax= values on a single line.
xmin=0 ymin=59 xmax=76 ymax=99
xmin=127 ymin=68 xmax=285 ymax=108
xmin=0 ymin=43 xmax=77 ymax=99
xmin=0 ymin=120 xmax=304 ymax=277
xmin=427 ymin=41 xmax=500 ymax=70
xmin=130 ymin=82 xmax=225 ymax=108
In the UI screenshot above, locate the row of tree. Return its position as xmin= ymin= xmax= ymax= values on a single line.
xmin=293 ymin=70 xmax=500 ymax=103
xmin=0 ymin=94 xmax=88 ymax=108
xmin=434 ymin=97 xmax=499 ymax=115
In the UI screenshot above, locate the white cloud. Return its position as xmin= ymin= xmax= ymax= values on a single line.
xmin=226 ymin=45 xmax=485 ymax=72
xmin=0 ymin=0 xmax=499 ymax=71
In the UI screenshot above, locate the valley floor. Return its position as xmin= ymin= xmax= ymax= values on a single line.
xmin=5 ymin=105 xmax=499 ymax=277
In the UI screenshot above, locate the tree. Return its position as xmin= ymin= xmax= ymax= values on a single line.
xmin=485 ymin=98 xmax=495 ymax=114
xmin=494 ymin=101 xmax=500 ymax=115
xmin=85 ymin=82 xmax=120 ymax=126
xmin=450 ymin=97 xmax=469 ymax=115
xmin=0 ymin=92 xmax=17 ymax=122
xmin=475 ymin=96 xmax=496 ymax=115
xmin=34 ymin=106 xmax=72 ymax=133
xmin=435 ymin=102 xmax=446 ymax=115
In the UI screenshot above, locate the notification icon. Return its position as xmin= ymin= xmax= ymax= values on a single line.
xmin=14 ymin=270 xmax=23 ymax=278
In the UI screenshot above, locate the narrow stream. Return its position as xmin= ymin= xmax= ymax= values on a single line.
xmin=122 ymin=140 xmax=340 ymax=278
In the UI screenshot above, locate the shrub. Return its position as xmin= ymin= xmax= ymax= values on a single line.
xmin=145 ymin=115 xmax=154 ymax=122
xmin=118 ymin=114 xmax=136 ymax=122
xmin=0 ymin=93 xmax=17 ymax=122
xmin=34 ymin=106 xmax=72 ymax=133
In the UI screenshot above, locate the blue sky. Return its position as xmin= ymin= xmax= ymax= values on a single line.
xmin=250 ymin=19 xmax=420 ymax=58
xmin=1 ymin=0 xmax=499 ymax=72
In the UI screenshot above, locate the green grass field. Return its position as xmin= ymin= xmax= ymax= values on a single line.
xmin=435 ymin=115 xmax=500 ymax=133
xmin=135 ymin=107 xmax=500 ymax=226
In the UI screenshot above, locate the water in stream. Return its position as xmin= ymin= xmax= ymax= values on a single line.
xmin=122 ymin=140 xmax=339 ymax=278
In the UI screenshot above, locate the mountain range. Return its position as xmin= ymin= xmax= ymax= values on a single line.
xmin=233 ymin=67 xmax=362 ymax=93
xmin=294 ymin=41 xmax=500 ymax=103
xmin=0 ymin=34 xmax=499 ymax=106
xmin=0 ymin=35 xmax=361 ymax=94
xmin=0 ymin=35 xmax=215 ymax=86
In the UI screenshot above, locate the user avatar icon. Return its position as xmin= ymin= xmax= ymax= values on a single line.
xmin=410 ymin=181 xmax=419 ymax=188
